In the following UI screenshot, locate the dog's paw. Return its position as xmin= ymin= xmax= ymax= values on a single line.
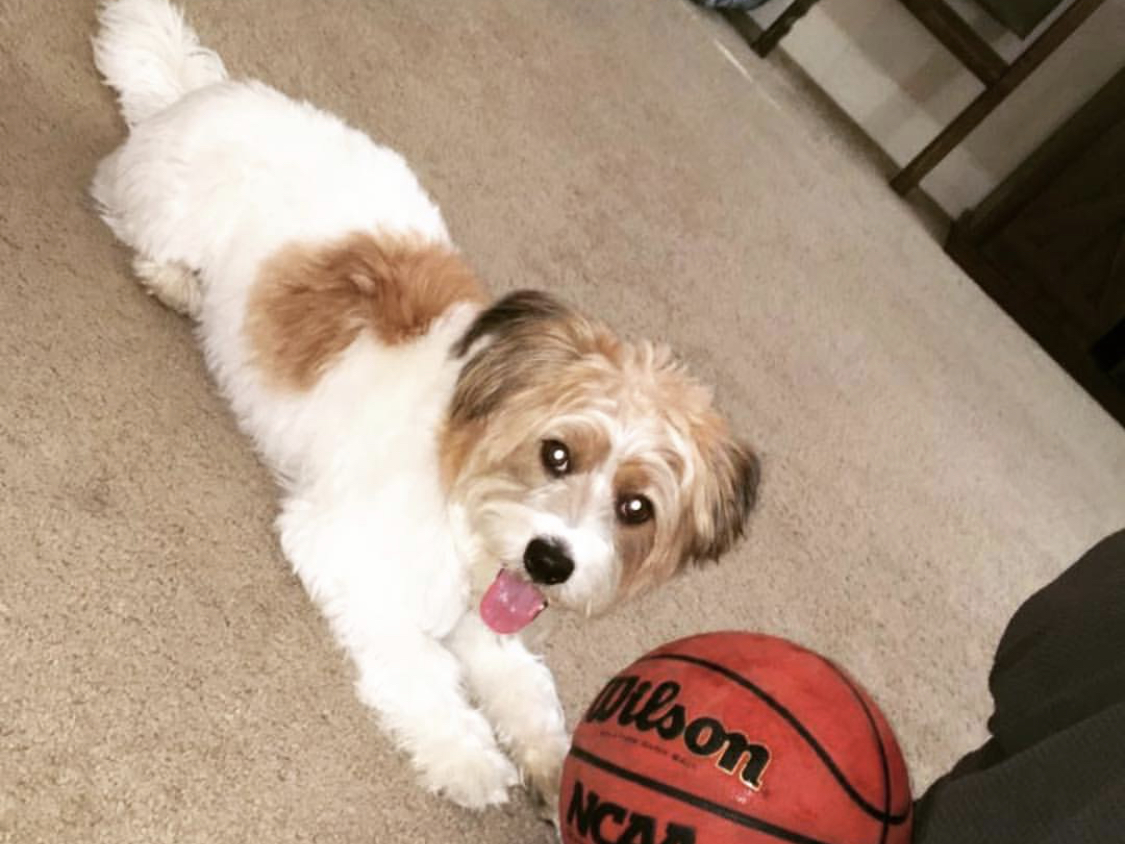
xmin=532 ymin=778 xmax=562 ymax=829
xmin=522 ymin=741 xmax=566 ymax=823
xmin=421 ymin=740 xmax=520 ymax=810
xmin=132 ymin=256 xmax=201 ymax=317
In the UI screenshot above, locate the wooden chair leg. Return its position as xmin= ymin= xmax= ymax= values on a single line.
xmin=719 ymin=0 xmax=822 ymax=58
xmin=891 ymin=0 xmax=1107 ymax=196
xmin=753 ymin=0 xmax=822 ymax=57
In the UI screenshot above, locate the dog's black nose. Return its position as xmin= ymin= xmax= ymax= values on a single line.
xmin=523 ymin=537 xmax=574 ymax=585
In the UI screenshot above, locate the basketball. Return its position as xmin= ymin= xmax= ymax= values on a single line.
xmin=559 ymin=632 xmax=912 ymax=844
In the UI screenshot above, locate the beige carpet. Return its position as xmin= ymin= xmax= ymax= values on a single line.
xmin=3 ymin=1 xmax=1123 ymax=842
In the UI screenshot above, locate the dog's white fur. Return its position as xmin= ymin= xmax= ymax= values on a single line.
xmin=90 ymin=0 xmax=756 ymax=814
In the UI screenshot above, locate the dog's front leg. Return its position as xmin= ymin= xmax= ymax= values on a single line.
xmin=447 ymin=612 xmax=570 ymax=821
xmin=347 ymin=628 xmax=521 ymax=809
xmin=277 ymin=499 xmax=518 ymax=809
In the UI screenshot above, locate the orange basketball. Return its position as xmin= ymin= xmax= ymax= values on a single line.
xmin=559 ymin=632 xmax=912 ymax=844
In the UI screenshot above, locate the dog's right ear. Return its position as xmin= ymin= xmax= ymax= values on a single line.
xmin=449 ymin=290 xmax=581 ymax=424
xmin=686 ymin=438 xmax=760 ymax=563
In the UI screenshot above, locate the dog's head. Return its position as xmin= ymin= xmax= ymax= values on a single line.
xmin=441 ymin=291 xmax=759 ymax=633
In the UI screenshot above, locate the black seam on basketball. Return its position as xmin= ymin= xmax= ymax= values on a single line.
xmin=823 ymin=660 xmax=899 ymax=844
xmin=568 ymin=743 xmax=835 ymax=844
xmin=638 ymin=652 xmax=909 ymax=825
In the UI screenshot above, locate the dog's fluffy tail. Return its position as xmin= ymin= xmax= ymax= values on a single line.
xmin=93 ymin=0 xmax=227 ymax=127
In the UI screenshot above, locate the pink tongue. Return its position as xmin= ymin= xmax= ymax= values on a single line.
xmin=480 ymin=570 xmax=547 ymax=634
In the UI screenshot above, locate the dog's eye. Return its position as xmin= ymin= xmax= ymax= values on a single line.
xmin=540 ymin=439 xmax=571 ymax=477
xmin=617 ymin=494 xmax=654 ymax=526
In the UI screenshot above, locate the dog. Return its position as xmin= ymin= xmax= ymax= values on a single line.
xmin=90 ymin=0 xmax=759 ymax=814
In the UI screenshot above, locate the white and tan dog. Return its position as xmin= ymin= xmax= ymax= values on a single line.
xmin=90 ymin=0 xmax=758 ymax=813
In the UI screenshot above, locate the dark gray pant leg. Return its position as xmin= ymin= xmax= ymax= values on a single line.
xmin=914 ymin=530 xmax=1125 ymax=844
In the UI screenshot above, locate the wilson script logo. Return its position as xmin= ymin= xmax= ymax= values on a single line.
xmin=584 ymin=673 xmax=771 ymax=789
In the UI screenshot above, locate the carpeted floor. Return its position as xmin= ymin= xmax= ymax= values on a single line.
xmin=2 ymin=1 xmax=1123 ymax=842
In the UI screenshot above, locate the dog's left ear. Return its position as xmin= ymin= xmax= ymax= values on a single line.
xmin=449 ymin=289 xmax=584 ymax=424
xmin=689 ymin=438 xmax=759 ymax=562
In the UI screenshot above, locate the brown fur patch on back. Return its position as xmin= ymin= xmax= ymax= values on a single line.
xmin=247 ymin=232 xmax=486 ymax=390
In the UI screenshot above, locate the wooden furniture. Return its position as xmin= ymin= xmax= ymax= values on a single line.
xmin=892 ymin=0 xmax=1108 ymax=195
xmin=974 ymin=0 xmax=1067 ymax=36
xmin=718 ymin=0 xmax=1108 ymax=197
xmin=946 ymin=66 xmax=1125 ymax=426
xmin=717 ymin=1 xmax=821 ymax=58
